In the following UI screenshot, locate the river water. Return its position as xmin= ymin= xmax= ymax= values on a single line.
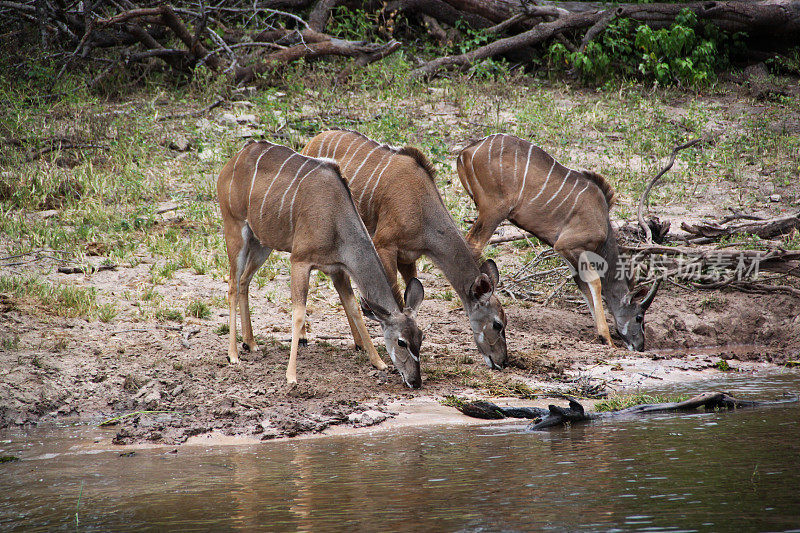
xmin=2 ymin=370 xmax=799 ymax=532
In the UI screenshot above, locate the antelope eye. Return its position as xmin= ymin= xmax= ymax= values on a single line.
xmin=397 ymin=339 xmax=408 ymax=348
xmin=493 ymin=321 xmax=503 ymax=331
xmin=636 ymin=315 xmax=643 ymax=323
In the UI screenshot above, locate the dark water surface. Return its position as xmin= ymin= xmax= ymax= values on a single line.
xmin=2 ymin=370 xmax=799 ymax=532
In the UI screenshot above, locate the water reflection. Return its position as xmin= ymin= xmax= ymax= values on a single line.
xmin=1 ymin=371 xmax=799 ymax=531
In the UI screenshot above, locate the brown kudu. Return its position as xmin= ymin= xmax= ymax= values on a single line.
xmin=218 ymin=141 xmax=425 ymax=388
xmin=458 ymin=133 xmax=659 ymax=351
xmin=302 ymin=129 xmax=508 ymax=369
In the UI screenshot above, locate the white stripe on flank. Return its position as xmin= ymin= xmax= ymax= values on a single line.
xmin=459 ymin=153 xmax=473 ymax=197
xmin=515 ymin=143 xmax=534 ymax=207
xmin=327 ymin=132 xmax=348 ymax=159
xmin=352 ymin=145 xmax=383 ymax=185
xmin=365 ymin=152 xmax=394 ymax=207
xmin=258 ymin=152 xmax=297 ymax=223
xmin=544 ymin=169 xmax=571 ymax=207
xmin=341 ymin=138 xmax=371 ymax=174
xmin=288 ymin=162 xmax=323 ymax=232
xmin=528 ymin=157 xmax=558 ymax=205
xmin=470 ymin=136 xmax=491 ymax=181
xmin=497 ymin=135 xmax=506 ymax=175
xmin=358 ymin=151 xmax=391 ymax=205
xmin=486 ymin=134 xmax=498 ymax=174
xmin=248 ymin=145 xmax=275 ymax=207
xmin=552 ymin=176 xmax=579 ymax=211
xmin=279 ymin=158 xmax=312 ymax=216
xmin=511 ymin=143 xmax=519 ymax=189
xmin=336 ymin=136 xmax=361 ymax=170
xmin=315 ymin=133 xmax=329 ymax=157
xmin=228 ymin=145 xmax=248 ymax=213
xmin=567 ymin=182 xmax=590 ymax=217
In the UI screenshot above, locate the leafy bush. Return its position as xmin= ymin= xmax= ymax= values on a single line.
xmin=549 ymin=9 xmax=746 ymax=86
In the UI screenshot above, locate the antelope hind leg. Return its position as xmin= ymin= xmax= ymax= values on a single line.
xmin=224 ymin=220 xmax=247 ymax=364
xmin=237 ymin=235 xmax=272 ymax=353
xmin=287 ymin=260 xmax=312 ymax=385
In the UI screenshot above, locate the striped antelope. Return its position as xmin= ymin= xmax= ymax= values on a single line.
xmin=217 ymin=141 xmax=425 ymax=388
xmin=458 ymin=133 xmax=659 ymax=351
xmin=302 ymin=129 xmax=508 ymax=370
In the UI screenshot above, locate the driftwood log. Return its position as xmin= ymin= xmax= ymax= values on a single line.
xmin=454 ymin=392 xmax=798 ymax=431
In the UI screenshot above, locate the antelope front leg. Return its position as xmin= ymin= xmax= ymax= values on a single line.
xmin=465 ymin=212 xmax=506 ymax=259
xmin=331 ymin=271 xmax=387 ymax=370
xmin=584 ymin=267 xmax=615 ymax=348
xmin=375 ymin=245 xmax=403 ymax=307
xmin=287 ymin=260 xmax=312 ymax=385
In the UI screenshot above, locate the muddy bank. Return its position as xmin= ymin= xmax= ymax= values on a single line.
xmin=2 ymin=268 xmax=798 ymax=445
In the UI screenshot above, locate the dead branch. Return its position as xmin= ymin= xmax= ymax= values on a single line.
xmin=681 ymin=212 xmax=800 ymax=242
xmin=336 ymin=39 xmax=402 ymax=83
xmin=637 ymin=137 xmax=705 ymax=244
xmin=411 ymin=11 xmax=598 ymax=78
xmin=235 ymin=38 xmax=402 ymax=84
xmin=453 ymin=392 xmax=797 ymax=430
xmin=308 ymin=0 xmax=344 ymax=32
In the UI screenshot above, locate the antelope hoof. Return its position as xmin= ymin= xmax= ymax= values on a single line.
xmin=298 ymin=338 xmax=308 ymax=348
xmin=227 ymin=353 xmax=240 ymax=364
xmin=372 ymin=359 xmax=388 ymax=371
xmin=598 ymin=336 xmax=616 ymax=348
xmin=241 ymin=342 xmax=252 ymax=352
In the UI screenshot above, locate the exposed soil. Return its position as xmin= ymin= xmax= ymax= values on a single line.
xmin=1 ymin=252 xmax=798 ymax=445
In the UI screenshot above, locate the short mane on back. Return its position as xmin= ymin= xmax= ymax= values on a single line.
xmin=581 ymin=169 xmax=616 ymax=207
xmin=398 ymin=146 xmax=436 ymax=181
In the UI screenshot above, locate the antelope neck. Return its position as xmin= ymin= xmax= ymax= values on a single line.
xmin=423 ymin=211 xmax=481 ymax=308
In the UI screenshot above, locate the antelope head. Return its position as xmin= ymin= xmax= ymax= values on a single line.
xmin=467 ymin=259 xmax=508 ymax=370
xmin=612 ymin=280 xmax=660 ymax=352
xmin=362 ymin=278 xmax=425 ymax=388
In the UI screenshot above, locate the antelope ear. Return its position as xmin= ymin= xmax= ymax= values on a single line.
xmin=403 ymin=278 xmax=424 ymax=316
xmin=479 ymin=259 xmax=500 ymax=287
xmin=632 ymin=286 xmax=650 ymax=301
xmin=361 ymin=298 xmax=390 ymax=322
xmin=471 ymin=273 xmax=494 ymax=302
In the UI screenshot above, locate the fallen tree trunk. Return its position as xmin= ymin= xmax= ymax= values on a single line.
xmin=454 ymin=392 xmax=798 ymax=431
xmin=681 ymin=212 xmax=800 ymax=242
xmin=413 ymin=0 xmax=800 ymax=78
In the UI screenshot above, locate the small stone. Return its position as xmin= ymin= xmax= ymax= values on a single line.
xmin=769 ymin=194 xmax=782 ymax=202
xmin=36 ymin=209 xmax=59 ymax=219
xmin=168 ymin=136 xmax=191 ymax=152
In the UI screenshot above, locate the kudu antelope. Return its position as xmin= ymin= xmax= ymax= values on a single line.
xmin=218 ymin=141 xmax=425 ymax=388
xmin=302 ymin=129 xmax=507 ymax=369
xmin=458 ymin=133 xmax=659 ymax=351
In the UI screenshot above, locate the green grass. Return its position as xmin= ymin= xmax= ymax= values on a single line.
xmin=0 ymin=275 xmax=107 ymax=319
xmin=187 ymin=300 xmax=211 ymax=319
xmin=594 ymin=393 xmax=689 ymax=412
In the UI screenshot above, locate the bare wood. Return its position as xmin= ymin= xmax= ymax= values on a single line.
xmin=384 ymin=0 xmax=494 ymax=29
xmin=411 ymin=11 xmax=598 ymax=78
xmin=336 ymin=40 xmax=402 ymax=83
xmin=681 ymin=212 xmax=800 ymax=242
xmin=302 ymin=129 xmax=508 ymax=370
xmin=637 ymin=138 xmax=704 ymax=244
xmin=217 ymin=141 xmax=424 ymax=388
xmin=308 ymin=0 xmax=343 ymax=32
xmin=234 ymin=38 xmax=399 ymax=83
